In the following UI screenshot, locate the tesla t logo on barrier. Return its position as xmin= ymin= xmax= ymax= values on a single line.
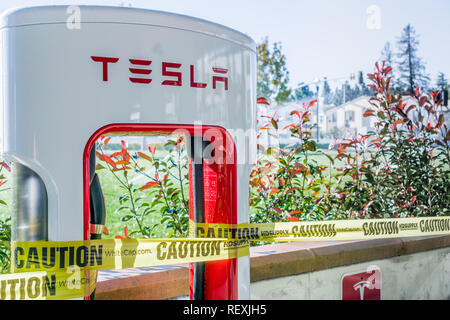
xmin=91 ymin=56 xmax=229 ymax=90
xmin=342 ymin=266 xmax=381 ymax=300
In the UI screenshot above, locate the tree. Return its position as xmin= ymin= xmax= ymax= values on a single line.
xmin=436 ymin=72 xmax=448 ymax=90
xmin=322 ymin=78 xmax=333 ymax=105
xmin=257 ymin=38 xmax=292 ymax=104
xmin=329 ymin=80 xmax=367 ymax=106
xmin=292 ymin=83 xmax=314 ymax=102
xmin=396 ymin=24 xmax=430 ymax=95
xmin=357 ymin=70 xmax=372 ymax=96
xmin=380 ymin=42 xmax=394 ymax=67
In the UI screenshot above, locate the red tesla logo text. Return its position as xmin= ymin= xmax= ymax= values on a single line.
xmin=91 ymin=56 xmax=228 ymax=90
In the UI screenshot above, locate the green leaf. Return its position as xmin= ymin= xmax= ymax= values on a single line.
xmin=95 ymin=164 xmax=106 ymax=170
xmin=114 ymin=206 xmax=129 ymax=214
xmin=121 ymin=215 xmax=133 ymax=222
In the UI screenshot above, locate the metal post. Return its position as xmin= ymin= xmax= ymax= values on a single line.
xmin=316 ymin=85 xmax=320 ymax=141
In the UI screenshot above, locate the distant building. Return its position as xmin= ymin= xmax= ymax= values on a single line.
xmin=325 ymin=96 xmax=375 ymax=138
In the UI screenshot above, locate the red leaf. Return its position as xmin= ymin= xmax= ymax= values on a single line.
xmin=307 ymin=100 xmax=318 ymax=109
xmin=96 ymin=152 xmax=117 ymax=168
xmin=286 ymin=187 xmax=301 ymax=193
xmin=140 ymin=181 xmax=158 ymax=190
xmin=290 ymin=110 xmax=301 ymax=120
xmin=405 ymin=105 xmax=416 ymax=114
xmin=137 ymin=152 xmax=152 ymax=162
xmin=273 ymin=207 xmax=282 ymax=214
xmin=103 ymin=137 xmax=111 ymax=148
xmin=375 ymin=62 xmax=380 ymax=73
xmin=270 ymin=188 xmax=280 ymax=195
xmin=283 ymin=123 xmax=295 ymax=130
xmin=287 ymin=216 xmax=299 ymax=222
xmin=257 ymin=97 xmax=270 ymax=105
xmin=0 ymin=162 xmax=11 ymax=172
xmin=430 ymin=91 xmax=439 ymax=102
xmin=293 ymin=162 xmax=307 ymax=171
xmin=393 ymin=119 xmax=404 ymax=130
xmin=363 ymin=109 xmax=375 ymax=117
xmin=112 ymin=166 xmax=131 ymax=172
xmin=115 ymin=226 xmax=130 ymax=239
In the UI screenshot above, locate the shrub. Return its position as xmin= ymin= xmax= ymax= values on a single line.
xmin=0 ymin=160 xmax=11 ymax=273
xmin=96 ymin=136 xmax=189 ymax=239
xmin=250 ymin=62 xmax=449 ymax=221
xmin=355 ymin=62 xmax=450 ymax=217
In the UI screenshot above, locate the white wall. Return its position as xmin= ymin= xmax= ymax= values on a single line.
xmin=250 ymin=246 xmax=450 ymax=300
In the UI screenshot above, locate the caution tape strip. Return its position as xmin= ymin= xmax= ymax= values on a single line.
xmin=11 ymin=238 xmax=250 ymax=274
xmin=0 ymin=270 xmax=97 ymax=300
xmin=2 ymin=238 xmax=248 ymax=300
xmin=2 ymin=216 xmax=450 ymax=299
xmin=192 ymin=216 xmax=450 ymax=241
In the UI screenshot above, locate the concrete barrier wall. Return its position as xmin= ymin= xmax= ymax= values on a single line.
xmin=251 ymin=246 xmax=450 ymax=300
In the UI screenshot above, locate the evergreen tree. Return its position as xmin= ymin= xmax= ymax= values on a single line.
xmin=332 ymin=87 xmax=343 ymax=106
xmin=322 ymin=78 xmax=333 ymax=105
xmin=436 ymin=72 xmax=448 ymax=90
xmin=396 ymin=24 xmax=430 ymax=95
xmin=358 ymin=70 xmax=365 ymax=87
xmin=380 ymin=42 xmax=394 ymax=67
xmin=257 ymin=38 xmax=292 ymax=104
xmin=357 ymin=70 xmax=372 ymax=96
xmin=292 ymin=83 xmax=314 ymax=102
xmin=330 ymin=80 xmax=368 ymax=106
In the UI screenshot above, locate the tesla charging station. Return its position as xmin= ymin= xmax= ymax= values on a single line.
xmin=1 ymin=6 xmax=256 ymax=299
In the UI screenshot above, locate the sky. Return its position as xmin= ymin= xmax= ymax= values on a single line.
xmin=0 ymin=0 xmax=449 ymax=90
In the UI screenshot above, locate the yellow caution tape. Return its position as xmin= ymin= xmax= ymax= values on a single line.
xmin=2 ymin=237 xmax=249 ymax=300
xmin=11 ymin=238 xmax=249 ymax=274
xmin=0 ymin=270 xmax=96 ymax=300
xmin=191 ymin=216 xmax=450 ymax=241
xmin=2 ymin=215 xmax=450 ymax=299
